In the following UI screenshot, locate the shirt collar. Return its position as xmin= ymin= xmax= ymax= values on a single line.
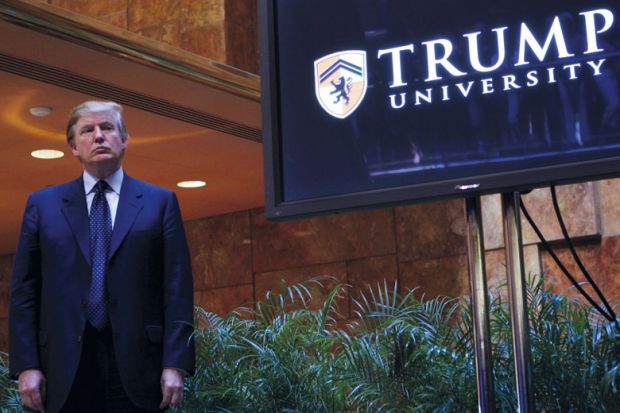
xmin=83 ymin=167 xmax=124 ymax=195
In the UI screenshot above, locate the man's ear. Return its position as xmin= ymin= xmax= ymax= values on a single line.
xmin=69 ymin=140 xmax=79 ymax=157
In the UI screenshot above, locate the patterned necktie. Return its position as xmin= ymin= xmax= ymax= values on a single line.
xmin=88 ymin=180 xmax=112 ymax=330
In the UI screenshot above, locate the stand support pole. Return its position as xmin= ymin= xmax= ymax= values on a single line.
xmin=465 ymin=197 xmax=495 ymax=413
xmin=501 ymin=192 xmax=534 ymax=412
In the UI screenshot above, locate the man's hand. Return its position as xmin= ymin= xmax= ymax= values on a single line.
xmin=18 ymin=369 xmax=46 ymax=413
xmin=159 ymin=368 xmax=185 ymax=409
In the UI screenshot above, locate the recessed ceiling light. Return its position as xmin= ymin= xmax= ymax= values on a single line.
xmin=31 ymin=149 xmax=64 ymax=159
xmin=29 ymin=106 xmax=53 ymax=117
xmin=177 ymin=180 xmax=206 ymax=188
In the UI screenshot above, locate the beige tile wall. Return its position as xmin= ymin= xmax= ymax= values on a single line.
xmin=47 ymin=0 xmax=257 ymax=73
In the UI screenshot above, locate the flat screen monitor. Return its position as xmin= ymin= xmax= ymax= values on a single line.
xmin=260 ymin=0 xmax=620 ymax=219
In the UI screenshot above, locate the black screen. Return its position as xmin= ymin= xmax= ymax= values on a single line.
xmin=262 ymin=0 xmax=620 ymax=217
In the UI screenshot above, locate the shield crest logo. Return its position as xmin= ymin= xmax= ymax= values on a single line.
xmin=314 ymin=50 xmax=367 ymax=119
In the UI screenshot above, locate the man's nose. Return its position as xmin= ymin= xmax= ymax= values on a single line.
xmin=93 ymin=126 xmax=104 ymax=142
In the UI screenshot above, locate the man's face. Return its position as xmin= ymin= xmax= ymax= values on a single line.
xmin=70 ymin=111 xmax=127 ymax=173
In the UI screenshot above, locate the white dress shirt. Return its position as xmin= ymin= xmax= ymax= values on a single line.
xmin=83 ymin=167 xmax=123 ymax=228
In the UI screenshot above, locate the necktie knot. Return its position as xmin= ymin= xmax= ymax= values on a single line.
xmin=95 ymin=180 xmax=109 ymax=195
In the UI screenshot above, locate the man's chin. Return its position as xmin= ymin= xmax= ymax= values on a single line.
xmin=91 ymin=154 xmax=114 ymax=162
xmin=84 ymin=157 xmax=121 ymax=175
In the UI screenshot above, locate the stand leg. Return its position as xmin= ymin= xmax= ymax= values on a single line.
xmin=502 ymin=192 xmax=534 ymax=412
xmin=465 ymin=197 xmax=496 ymax=413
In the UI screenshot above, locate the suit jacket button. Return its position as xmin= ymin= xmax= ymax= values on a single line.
xmin=77 ymin=335 xmax=82 ymax=342
xmin=80 ymin=300 xmax=87 ymax=309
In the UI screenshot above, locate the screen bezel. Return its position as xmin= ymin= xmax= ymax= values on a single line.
xmin=259 ymin=0 xmax=620 ymax=220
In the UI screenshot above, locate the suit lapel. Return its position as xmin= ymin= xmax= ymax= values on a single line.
xmin=109 ymin=174 xmax=144 ymax=261
xmin=61 ymin=177 xmax=91 ymax=267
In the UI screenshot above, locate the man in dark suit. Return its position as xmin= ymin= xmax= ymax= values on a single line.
xmin=9 ymin=101 xmax=195 ymax=412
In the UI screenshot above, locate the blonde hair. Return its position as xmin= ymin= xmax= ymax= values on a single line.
xmin=66 ymin=101 xmax=128 ymax=144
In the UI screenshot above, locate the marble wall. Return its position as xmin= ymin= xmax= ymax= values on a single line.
xmin=46 ymin=0 xmax=258 ymax=73
xmin=181 ymin=180 xmax=618 ymax=319
xmin=0 ymin=255 xmax=11 ymax=352
xmin=1 ymin=179 xmax=619 ymax=352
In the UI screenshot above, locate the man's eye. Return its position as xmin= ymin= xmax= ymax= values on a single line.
xmin=81 ymin=127 xmax=93 ymax=135
xmin=101 ymin=124 xmax=115 ymax=131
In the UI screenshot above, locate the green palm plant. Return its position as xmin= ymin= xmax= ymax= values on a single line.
xmin=525 ymin=278 xmax=620 ymax=412
xmin=3 ymin=276 xmax=618 ymax=412
xmin=341 ymin=282 xmax=478 ymax=412
xmin=0 ymin=352 xmax=22 ymax=413
xmin=177 ymin=278 xmax=349 ymax=413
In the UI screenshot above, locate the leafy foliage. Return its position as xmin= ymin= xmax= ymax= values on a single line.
xmin=2 ymin=276 xmax=618 ymax=412
xmin=179 ymin=279 xmax=348 ymax=413
xmin=0 ymin=353 xmax=22 ymax=413
xmin=174 ymin=276 xmax=619 ymax=412
xmin=525 ymin=279 xmax=620 ymax=412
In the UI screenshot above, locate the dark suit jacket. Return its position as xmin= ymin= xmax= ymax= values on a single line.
xmin=9 ymin=174 xmax=195 ymax=413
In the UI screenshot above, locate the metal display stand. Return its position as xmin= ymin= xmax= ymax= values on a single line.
xmin=465 ymin=193 xmax=534 ymax=413
xmin=465 ymin=197 xmax=496 ymax=412
xmin=501 ymin=192 xmax=534 ymax=413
